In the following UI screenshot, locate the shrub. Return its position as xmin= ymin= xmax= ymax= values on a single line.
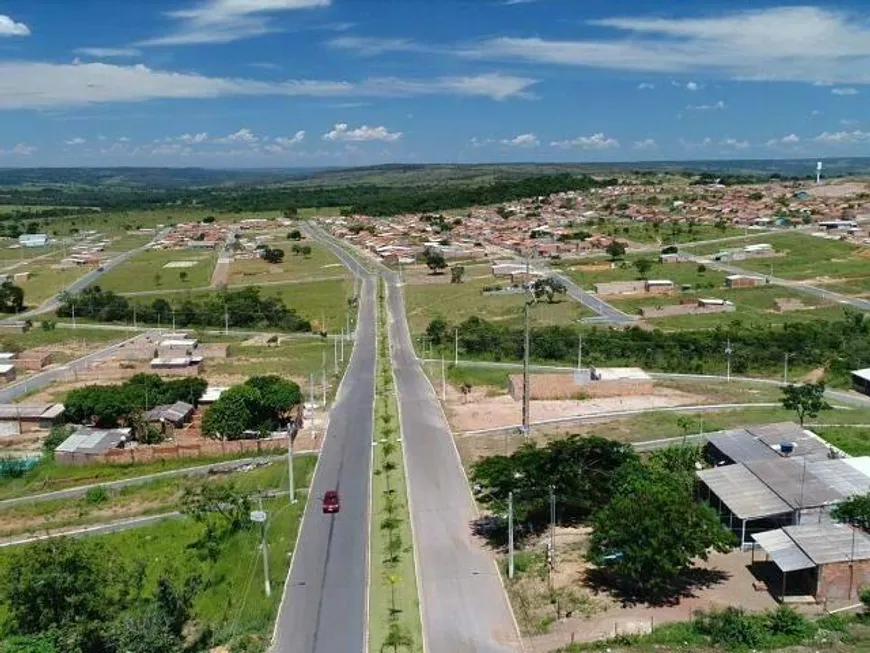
xmin=766 ymin=605 xmax=810 ymax=639
xmin=694 ymin=607 xmax=765 ymax=648
xmin=86 ymin=486 xmax=109 ymax=505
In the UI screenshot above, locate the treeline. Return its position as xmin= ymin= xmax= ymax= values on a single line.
xmin=427 ymin=309 xmax=870 ymax=381
xmin=0 ymin=173 xmax=616 ymax=216
xmin=57 ymin=286 xmax=313 ymax=332
xmin=0 ymin=207 xmax=101 ymax=220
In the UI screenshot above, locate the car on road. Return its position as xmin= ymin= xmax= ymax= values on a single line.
xmin=322 ymin=490 xmax=340 ymax=514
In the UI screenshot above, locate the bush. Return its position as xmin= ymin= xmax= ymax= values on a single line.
xmin=86 ymin=486 xmax=109 ymax=505
xmin=767 ymin=605 xmax=810 ymax=639
xmin=694 ymin=607 xmax=765 ymax=648
xmin=43 ymin=425 xmax=74 ymax=453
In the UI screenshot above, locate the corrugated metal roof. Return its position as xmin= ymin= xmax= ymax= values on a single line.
xmin=753 ymin=529 xmax=814 ymax=572
xmin=707 ymin=428 xmax=780 ymax=464
xmin=697 ymin=464 xmax=793 ymax=520
xmin=748 ymin=422 xmax=833 ymax=462
xmin=745 ymin=457 xmax=842 ymax=509
xmin=784 ymin=523 xmax=870 ymax=565
xmin=845 ymin=457 xmax=870 ymax=479
xmin=808 ymin=459 xmax=870 ymax=499
xmin=56 ymin=427 xmax=130 ymax=455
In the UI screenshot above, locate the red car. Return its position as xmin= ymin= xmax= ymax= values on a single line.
xmin=322 ymin=490 xmax=340 ymax=514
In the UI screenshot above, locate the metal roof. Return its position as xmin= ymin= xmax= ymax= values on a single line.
xmin=748 ymin=422 xmax=833 ymax=462
xmin=784 ymin=523 xmax=870 ymax=565
xmin=697 ymin=464 xmax=793 ymax=520
xmin=853 ymin=369 xmax=870 ymax=383
xmin=56 ymin=427 xmax=130 ymax=455
xmin=752 ymin=529 xmax=814 ymax=572
xmin=707 ymin=428 xmax=781 ymax=464
xmin=744 ymin=458 xmax=843 ymax=510
xmin=807 ymin=458 xmax=870 ymax=499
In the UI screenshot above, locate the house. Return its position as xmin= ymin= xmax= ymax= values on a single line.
xmin=645 ymin=279 xmax=676 ymax=295
xmin=200 ymin=386 xmax=228 ymax=404
xmin=726 ymin=274 xmax=763 ymax=289
xmin=852 ymin=369 xmax=870 ymax=396
xmin=0 ymin=321 xmax=30 ymax=334
xmin=18 ymin=234 xmax=49 ymax=248
xmin=0 ymin=403 xmax=64 ymax=430
xmin=145 ymin=401 xmax=195 ymax=428
xmin=0 ymin=364 xmax=16 ymax=383
xmin=54 ymin=426 xmax=131 ymax=465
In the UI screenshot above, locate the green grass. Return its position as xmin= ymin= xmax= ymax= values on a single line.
xmin=369 ymin=285 xmax=423 ymax=653
xmin=446 ymin=364 xmax=510 ymax=391
xmin=595 ymin=220 xmax=745 ymax=245
xmin=261 ymin=278 xmax=354 ymax=333
xmin=403 ymin=276 xmax=590 ymax=334
xmin=228 ymin=243 xmax=348 ymax=285
xmin=0 ymin=326 xmax=122 ymax=351
xmin=208 ymin=338 xmax=348 ymax=385
xmin=98 ymin=249 xmax=218 ymax=293
xmin=558 ymin=259 xmax=728 ymax=290
xmin=812 ymin=426 xmax=870 ymax=456
xmin=610 ymin=285 xmax=827 ymax=317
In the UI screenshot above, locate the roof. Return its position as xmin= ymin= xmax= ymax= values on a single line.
xmin=806 ymin=458 xmax=870 ymax=499
xmin=852 ymin=369 xmax=870 ymax=383
xmin=845 ymin=457 xmax=870 ymax=478
xmin=159 ymin=339 xmax=198 ymax=348
xmin=56 ymin=427 xmax=130 ymax=455
xmin=744 ymin=457 xmax=843 ymax=509
xmin=785 ymin=523 xmax=870 ymax=565
xmin=747 ymin=422 xmax=835 ymax=462
xmin=0 ymin=403 xmax=64 ymax=420
xmin=697 ymin=464 xmax=793 ymax=520
xmin=145 ymin=401 xmax=194 ymax=423
xmin=646 ymin=279 xmax=674 ymax=285
xmin=592 ymin=367 xmax=651 ymax=382
xmin=752 ymin=529 xmax=814 ymax=572
xmin=0 ymin=353 xmax=16 ymax=361
xmin=0 ymin=364 xmax=14 ymax=374
xmin=707 ymin=428 xmax=781 ymax=464
xmin=201 ymin=386 xmax=227 ymax=403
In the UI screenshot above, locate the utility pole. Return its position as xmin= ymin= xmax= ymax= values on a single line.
xmin=784 ymin=352 xmax=791 ymax=385
xmin=441 ymin=354 xmax=446 ymax=401
xmin=577 ymin=332 xmax=583 ymax=373
xmin=172 ymin=310 xmax=176 ymax=332
xmin=508 ymin=491 xmax=515 ymax=580
xmin=333 ymin=337 xmax=338 ymax=374
xmin=132 ymin=304 xmax=137 ymax=329
xmin=224 ymin=306 xmax=229 ymax=336
xmin=725 ymin=338 xmax=733 ymax=382
xmin=346 ymin=311 xmax=351 ymax=339
xmin=71 ymin=302 xmax=76 ymax=330
xmin=340 ymin=329 xmax=345 ymax=363
xmin=287 ymin=432 xmax=296 ymax=504
xmin=549 ymin=485 xmax=556 ymax=571
xmin=454 ymin=327 xmax=459 ymax=366
xmin=321 ymin=350 xmax=327 ymax=409
xmin=258 ymin=496 xmax=271 ymax=597
xmin=522 ymin=254 xmax=531 ymax=436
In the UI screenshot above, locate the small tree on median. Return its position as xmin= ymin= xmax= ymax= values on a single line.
xmin=781 ymin=382 xmax=831 ymax=426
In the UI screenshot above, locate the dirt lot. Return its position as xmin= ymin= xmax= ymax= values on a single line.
xmin=447 ymin=385 xmax=705 ymax=434
xmin=506 ymin=528 xmax=782 ymax=652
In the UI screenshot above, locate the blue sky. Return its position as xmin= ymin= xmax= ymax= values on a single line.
xmin=1 ymin=0 xmax=870 ymax=167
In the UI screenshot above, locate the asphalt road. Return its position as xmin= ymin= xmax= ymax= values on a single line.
xmin=270 ymin=273 xmax=376 ymax=653
xmin=549 ymin=269 xmax=635 ymax=324
xmin=0 ymin=330 xmax=154 ymax=403
xmin=384 ymin=271 xmax=522 ymax=653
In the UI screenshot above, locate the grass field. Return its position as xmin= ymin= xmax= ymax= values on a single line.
xmin=597 ymin=220 xmax=746 ymax=245
xmin=261 ymin=277 xmax=355 ymax=333
xmin=609 ymin=285 xmax=828 ymax=316
xmin=811 ymin=426 xmax=870 ymax=456
xmin=98 ymin=248 xmax=218 ymax=292
xmin=558 ymin=259 xmax=729 ymax=290
xmin=0 ymin=326 xmax=123 ymax=352
xmin=228 ymin=243 xmax=348 ymax=285
xmin=404 ymin=275 xmax=591 ymax=333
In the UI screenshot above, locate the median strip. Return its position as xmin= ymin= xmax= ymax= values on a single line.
xmin=369 ymin=280 xmax=423 ymax=653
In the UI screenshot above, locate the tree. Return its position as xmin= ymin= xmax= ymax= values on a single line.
xmin=154 ymin=273 xmax=162 ymax=287
xmin=605 ymin=240 xmax=627 ymax=261
xmin=633 ymin=258 xmax=653 ymax=278
xmin=0 ymin=281 xmax=24 ymax=313
xmin=832 ymin=493 xmax=870 ymax=531
xmin=244 ymin=375 xmax=302 ymax=429
xmin=425 ymin=316 xmax=449 ymax=347
xmin=262 ymin=247 xmax=285 ymax=264
xmin=781 ymin=382 xmax=831 ymax=426
xmin=283 ymin=207 xmax=298 ymax=219
xmin=287 ymin=229 xmax=302 ymax=240
xmin=201 ymin=385 xmax=259 ymax=440
xmin=300 ymin=245 xmax=312 ymax=256
xmin=181 ymin=480 xmax=252 ymax=534
xmin=587 ymin=466 xmax=735 ymax=598
xmin=531 ymin=276 xmax=567 ymax=304
xmin=423 ymin=248 xmax=447 ymax=275
xmin=179 ymin=271 xmax=188 ymax=283
xmin=450 ymin=265 xmax=465 ymax=284
xmin=291 ymin=243 xmax=301 ymax=256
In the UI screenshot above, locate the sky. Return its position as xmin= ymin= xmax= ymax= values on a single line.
xmin=1 ymin=0 xmax=870 ymax=167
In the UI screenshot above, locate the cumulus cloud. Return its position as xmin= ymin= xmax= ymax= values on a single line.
xmin=0 ymin=62 xmax=535 ymax=109
xmin=275 ymin=130 xmax=306 ymax=146
xmin=65 ymin=137 xmax=86 ymax=145
xmin=679 ymin=137 xmax=713 ymax=149
xmin=2 ymin=143 xmax=37 ymax=155
xmin=177 ymin=132 xmax=209 ymax=143
xmin=215 ymin=128 xmax=258 ymax=143
xmin=0 ymin=15 xmax=30 ymax=37
xmin=327 ymin=36 xmax=427 ymax=56
xmin=687 ymin=100 xmax=725 ymax=110
xmin=765 ymin=133 xmax=801 ymax=147
xmin=720 ymin=137 xmax=750 ymax=149
xmin=465 ymin=7 xmax=870 ymax=85
xmin=832 ymin=87 xmax=859 ymax=95
xmin=139 ymin=0 xmax=332 ymax=46
xmin=637 ymin=82 xmax=655 ymax=90
xmin=633 ymin=138 xmax=657 ymax=149
xmin=74 ymin=47 xmax=141 ymax=58
xmin=551 ymin=133 xmax=619 ymax=150
xmin=500 ymin=133 xmax=539 ymax=147
xmin=323 ymin=123 xmax=402 ymax=142
xmin=814 ymin=130 xmax=870 ymax=143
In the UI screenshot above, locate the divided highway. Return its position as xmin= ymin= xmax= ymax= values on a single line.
xmin=270 ymin=270 xmax=376 ymax=652
xmin=385 ymin=271 xmax=522 ymax=653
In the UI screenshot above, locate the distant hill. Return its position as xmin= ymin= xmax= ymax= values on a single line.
xmin=0 ymin=158 xmax=865 ymax=191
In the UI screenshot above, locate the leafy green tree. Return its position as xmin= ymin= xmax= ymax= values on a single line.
xmin=605 ymin=241 xmax=627 ymax=261
xmin=201 ymin=385 xmax=259 ymax=440
xmin=531 ymin=276 xmax=567 ymax=304
xmin=244 ymin=375 xmax=302 ymax=429
xmin=450 ymin=265 xmax=465 ymax=284
xmin=181 ymin=480 xmax=252 ymax=533
xmin=0 ymin=635 xmax=58 ymax=653
xmin=423 ymin=248 xmax=447 ymax=275
xmin=425 ymin=316 xmax=449 ymax=347
xmin=179 ymin=271 xmax=188 ymax=283
xmin=0 ymin=281 xmax=25 ymax=313
xmin=587 ymin=466 xmax=735 ymax=598
xmin=262 ymin=247 xmax=285 ymax=264
xmin=831 ymin=493 xmax=870 ymax=531
xmin=287 ymin=229 xmax=302 ymax=240
xmin=633 ymin=258 xmax=653 ymax=278
xmin=781 ymin=382 xmax=831 ymax=426
xmin=300 ymin=244 xmax=312 ymax=256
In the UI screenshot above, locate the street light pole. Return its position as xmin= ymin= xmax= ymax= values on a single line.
xmin=508 ymin=491 xmax=515 ymax=580
xmin=258 ymin=496 xmax=271 ymax=597
xmin=454 ymin=327 xmax=459 ymax=366
xmin=784 ymin=352 xmax=791 ymax=385
xmin=287 ymin=433 xmax=296 ymax=504
xmin=725 ymin=338 xmax=733 ymax=382
xmin=441 ymin=354 xmax=446 ymax=401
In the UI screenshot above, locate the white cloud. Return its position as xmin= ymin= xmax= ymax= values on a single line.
xmin=2 ymin=143 xmax=37 ymax=155
xmin=679 ymin=137 xmax=713 ymax=149
xmin=550 ymin=132 xmax=619 ymax=150
xmin=465 ymin=7 xmax=870 ymax=85
xmin=328 ymin=36 xmax=425 ymax=56
xmin=720 ymin=137 xmax=750 ymax=149
xmin=0 ymin=15 xmax=30 ymax=37
xmin=811 ymin=109 xmax=823 ymax=116
xmin=814 ymin=130 xmax=870 ymax=144
xmin=248 ymin=62 xmax=282 ymax=70
xmin=140 ymin=0 xmax=332 ymax=46
xmin=118 ymin=136 xmax=131 ymax=142
xmin=686 ymin=100 xmax=725 ymax=110
xmin=470 ymin=136 xmax=493 ymax=147
xmin=840 ymin=119 xmax=859 ymax=126
xmin=633 ymin=138 xmax=656 ymax=149
xmin=685 ymin=81 xmax=700 ymax=91
xmin=64 ymin=137 xmax=86 ymax=145
xmin=765 ymin=133 xmax=801 ymax=147
xmin=500 ymin=133 xmax=539 ymax=147
xmin=832 ymin=87 xmax=859 ymax=95
xmin=216 ymin=128 xmax=258 ymax=143
xmin=323 ymin=123 xmax=402 ymax=142
xmin=275 ymin=130 xmax=306 ymax=146
xmin=178 ymin=132 xmax=209 ymax=143
xmin=74 ymin=47 xmax=141 ymax=58
xmin=637 ymin=82 xmax=655 ymax=90
xmin=0 ymin=62 xmax=535 ymax=109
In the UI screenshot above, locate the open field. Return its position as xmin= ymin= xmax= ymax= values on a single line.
xmin=557 ymin=259 xmax=729 ymax=290
xmin=812 ymin=426 xmax=870 ymax=457
xmin=16 ymin=254 xmax=94 ymax=305
xmin=404 ymin=273 xmax=592 ymax=334
xmin=597 ymin=220 xmax=746 ymax=245
xmin=98 ymin=248 xmax=218 ymax=293
xmin=102 ymin=233 xmax=153 ymax=253
xmin=258 ymin=277 xmax=355 ymax=333
xmin=228 ymin=243 xmax=348 ymax=285
xmin=0 ymin=326 xmax=123 ymax=351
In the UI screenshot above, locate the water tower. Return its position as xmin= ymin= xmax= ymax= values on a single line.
xmin=816 ymin=161 xmax=823 ymax=185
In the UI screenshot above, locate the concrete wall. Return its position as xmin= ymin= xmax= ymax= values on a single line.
xmin=594 ymin=280 xmax=646 ymax=296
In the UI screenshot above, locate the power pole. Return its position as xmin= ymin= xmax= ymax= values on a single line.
xmin=508 ymin=491 xmax=515 ymax=580
xmin=454 ymin=327 xmax=459 ymax=366
xmin=172 ymin=310 xmax=176 ymax=332
xmin=549 ymin=485 xmax=557 ymax=571
xmin=441 ymin=354 xmax=446 ymax=401
xmin=784 ymin=352 xmax=791 ymax=385
xmin=287 ymin=432 xmax=296 ymax=503
xmin=333 ymin=336 xmax=338 ymax=374
xmin=577 ymin=332 xmax=583 ymax=373
xmin=321 ymin=351 xmax=327 ymax=408
xmin=522 ymin=254 xmax=531 ymax=436
xmin=224 ymin=306 xmax=229 ymax=336
xmin=258 ymin=496 xmax=271 ymax=597
xmin=725 ymin=338 xmax=733 ymax=382
xmin=132 ymin=304 xmax=137 ymax=329
xmin=71 ymin=302 xmax=76 ymax=330
xmin=340 ymin=329 xmax=345 ymax=362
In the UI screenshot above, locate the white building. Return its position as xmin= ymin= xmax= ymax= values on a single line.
xmin=18 ymin=234 xmax=49 ymax=248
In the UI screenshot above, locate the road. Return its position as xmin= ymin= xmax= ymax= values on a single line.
xmin=270 ymin=272 xmax=376 ymax=653
xmin=384 ymin=270 xmax=522 ymax=653
xmin=0 ymin=330 xmax=154 ymax=403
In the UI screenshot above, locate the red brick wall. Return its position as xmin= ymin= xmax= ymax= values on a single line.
xmin=818 ymin=560 xmax=870 ymax=601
